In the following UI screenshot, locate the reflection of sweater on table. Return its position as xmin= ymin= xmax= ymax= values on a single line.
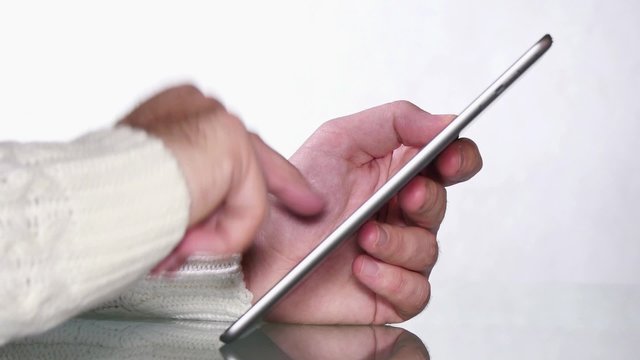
xmin=0 ymin=127 xmax=250 ymax=346
xmin=1 ymin=318 xmax=229 ymax=360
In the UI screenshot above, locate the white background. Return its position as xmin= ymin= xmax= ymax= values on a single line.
xmin=1 ymin=0 xmax=638 ymax=352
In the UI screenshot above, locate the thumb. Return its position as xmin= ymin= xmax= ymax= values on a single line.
xmin=326 ymin=101 xmax=454 ymax=163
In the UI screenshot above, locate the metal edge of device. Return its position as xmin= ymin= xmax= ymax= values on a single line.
xmin=219 ymin=324 xmax=292 ymax=360
xmin=220 ymin=34 xmax=553 ymax=344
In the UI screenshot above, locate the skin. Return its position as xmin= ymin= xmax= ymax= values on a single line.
xmin=119 ymin=85 xmax=324 ymax=272
xmin=125 ymin=85 xmax=483 ymax=323
xmin=243 ymin=101 xmax=483 ymax=324
xmin=263 ymin=324 xmax=429 ymax=359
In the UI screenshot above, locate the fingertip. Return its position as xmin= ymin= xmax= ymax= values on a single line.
xmin=459 ymin=137 xmax=483 ymax=176
xmin=398 ymin=177 xmax=427 ymax=214
xmin=296 ymin=190 xmax=326 ymax=216
xmin=354 ymin=256 xmax=432 ymax=320
xmin=357 ymin=221 xmax=378 ymax=249
xmin=255 ymin=138 xmax=326 ymax=216
xmin=435 ymin=142 xmax=463 ymax=180
xmin=435 ymin=138 xmax=482 ymax=185
xmin=353 ymin=254 xmax=382 ymax=283
xmin=352 ymin=254 xmax=366 ymax=276
xmin=310 ymin=190 xmax=326 ymax=210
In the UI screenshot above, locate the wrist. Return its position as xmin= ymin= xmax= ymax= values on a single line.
xmin=161 ymin=139 xmax=210 ymax=226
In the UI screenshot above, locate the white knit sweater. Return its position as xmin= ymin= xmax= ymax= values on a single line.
xmin=0 ymin=127 xmax=251 ymax=346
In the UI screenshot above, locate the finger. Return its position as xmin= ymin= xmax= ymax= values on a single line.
xmin=353 ymin=255 xmax=431 ymax=321
xmin=192 ymin=159 xmax=269 ymax=255
xmin=150 ymin=229 xmax=206 ymax=274
xmin=433 ymin=138 xmax=483 ymax=186
xmin=150 ymin=253 xmax=182 ymax=275
xmin=397 ymin=176 xmax=447 ymax=232
xmin=318 ymin=102 xmax=454 ymax=164
xmin=376 ymin=197 xmax=406 ymax=226
xmin=251 ymin=134 xmax=325 ymax=216
xmin=357 ymin=221 xmax=437 ymax=272
xmin=154 ymin=156 xmax=269 ymax=272
xmin=370 ymin=326 xmax=406 ymax=359
xmin=150 ymin=225 xmax=215 ymax=275
xmin=388 ymin=331 xmax=430 ymax=360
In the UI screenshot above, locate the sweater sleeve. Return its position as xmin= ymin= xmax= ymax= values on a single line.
xmin=89 ymin=254 xmax=252 ymax=322
xmin=0 ymin=126 xmax=192 ymax=344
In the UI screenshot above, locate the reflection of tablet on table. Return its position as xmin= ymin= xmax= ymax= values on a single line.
xmin=221 ymin=34 xmax=553 ymax=344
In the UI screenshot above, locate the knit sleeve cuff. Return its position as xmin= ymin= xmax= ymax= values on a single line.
xmin=89 ymin=255 xmax=253 ymax=322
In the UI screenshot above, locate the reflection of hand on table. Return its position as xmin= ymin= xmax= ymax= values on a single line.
xmin=1 ymin=317 xmax=428 ymax=360
xmin=262 ymin=324 xmax=429 ymax=360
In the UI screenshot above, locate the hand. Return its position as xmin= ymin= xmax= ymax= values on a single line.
xmin=120 ymin=85 xmax=324 ymax=272
xmin=243 ymin=101 xmax=482 ymax=323
xmin=263 ymin=324 xmax=429 ymax=359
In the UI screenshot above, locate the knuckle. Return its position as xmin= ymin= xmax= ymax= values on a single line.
xmin=248 ymin=132 xmax=261 ymax=142
xmin=420 ymin=179 xmax=445 ymax=216
xmin=204 ymin=97 xmax=226 ymax=112
xmin=430 ymin=236 xmax=440 ymax=266
xmin=423 ymin=180 xmax=439 ymax=211
xmin=172 ymin=84 xmax=203 ymax=98
xmin=212 ymin=114 xmax=251 ymax=151
xmin=223 ymin=113 xmax=248 ymax=133
xmin=472 ymin=148 xmax=484 ymax=174
xmin=397 ymin=279 xmax=431 ymax=321
xmin=418 ymin=231 xmax=438 ymax=267
xmin=389 ymin=100 xmax=419 ymax=114
xmin=316 ymin=119 xmax=352 ymax=150
xmin=317 ymin=117 xmax=344 ymax=135
xmin=436 ymin=187 xmax=447 ymax=221
xmin=387 ymin=100 xmax=431 ymax=122
xmin=415 ymin=280 xmax=431 ymax=312
xmin=460 ymin=138 xmax=483 ymax=176
xmin=378 ymin=224 xmax=395 ymax=250
xmin=390 ymin=270 xmax=409 ymax=296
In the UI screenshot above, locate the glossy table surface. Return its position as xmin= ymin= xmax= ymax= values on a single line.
xmin=1 ymin=281 xmax=638 ymax=359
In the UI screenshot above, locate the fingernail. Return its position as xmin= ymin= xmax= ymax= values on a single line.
xmin=456 ymin=142 xmax=465 ymax=176
xmin=360 ymin=258 xmax=379 ymax=277
xmin=376 ymin=225 xmax=388 ymax=248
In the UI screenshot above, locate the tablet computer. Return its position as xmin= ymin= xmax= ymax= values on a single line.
xmin=221 ymin=34 xmax=553 ymax=343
